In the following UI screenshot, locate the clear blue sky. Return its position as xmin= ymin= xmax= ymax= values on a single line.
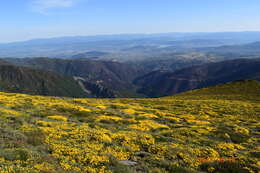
xmin=1 ymin=0 xmax=260 ymax=42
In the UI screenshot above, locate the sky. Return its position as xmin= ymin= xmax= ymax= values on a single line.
xmin=0 ymin=0 xmax=260 ymax=42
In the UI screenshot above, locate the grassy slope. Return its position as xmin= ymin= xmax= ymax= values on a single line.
xmin=174 ymin=80 xmax=260 ymax=101
xmin=0 ymin=81 xmax=259 ymax=172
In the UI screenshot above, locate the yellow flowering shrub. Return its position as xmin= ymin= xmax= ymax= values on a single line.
xmin=96 ymin=115 xmax=123 ymax=122
xmin=233 ymin=126 xmax=250 ymax=135
xmin=47 ymin=115 xmax=68 ymax=121
xmin=128 ymin=120 xmax=169 ymax=131
xmin=139 ymin=112 xmax=158 ymax=118
xmin=186 ymin=119 xmax=211 ymax=125
xmin=96 ymin=105 xmax=107 ymax=109
xmin=122 ymin=108 xmax=136 ymax=115
xmin=215 ymin=143 xmax=246 ymax=156
xmin=0 ymin=81 xmax=258 ymax=173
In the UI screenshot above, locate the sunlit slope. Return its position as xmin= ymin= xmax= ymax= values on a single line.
xmin=0 ymin=81 xmax=259 ymax=172
xmin=174 ymin=80 xmax=260 ymax=101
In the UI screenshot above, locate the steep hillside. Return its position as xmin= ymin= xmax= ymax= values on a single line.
xmin=0 ymin=81 xmax=258 ymax=172
xmin=135 ymin=58 xmax=260 ymax=97
xmin=7 ymin=58 xmax=146 ymax=93
xmin=0 ymin=65 xmax=87 ymax=97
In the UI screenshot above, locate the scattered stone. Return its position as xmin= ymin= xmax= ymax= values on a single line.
xmin=135 ymin=151 xmax=151 ymax=158
xmin=118 ymin=160 xmax=137 ymax=166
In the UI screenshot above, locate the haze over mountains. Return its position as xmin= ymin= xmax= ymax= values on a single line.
xmin=0 ymin=32 xmax=260 ymax=98
xmin=1 ymin=32 xmax=260 ymax=59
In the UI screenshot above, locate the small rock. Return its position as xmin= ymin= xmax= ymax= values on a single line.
xmin=135 ymin=151 xmax=151 ymax=158
xmin=7 ymin=117 xmax=16 ymax=121
xmin=118 ymin=160 xmax=137 ymax=166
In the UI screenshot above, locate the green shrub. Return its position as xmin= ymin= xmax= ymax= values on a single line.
xmin=0 ymin=148 xmax=30 ymax=161
xmin=200 ymin=161 xmax=256 ymax=173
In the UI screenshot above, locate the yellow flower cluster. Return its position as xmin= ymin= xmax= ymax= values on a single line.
xmin=47 ymin=115 xmax=68 ymax=121
xmin=96 ymin=115 xmax=123 ymax=122
xmin=0 ymin=87 xmax=258 ymax=172
xmin=128 ymin=120 xmax=169 ymax=131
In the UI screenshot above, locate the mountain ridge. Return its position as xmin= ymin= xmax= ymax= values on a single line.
xmin=135 ymin=58 xmax=260 ymax=97
xmin=4 ymin=57 xmax=147 ymax=97
xmin=0 ymin=64 xmax=87 ymax=97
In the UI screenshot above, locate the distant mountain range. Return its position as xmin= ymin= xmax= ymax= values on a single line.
xmin=1 ymin=32 xmax=260 ymax=58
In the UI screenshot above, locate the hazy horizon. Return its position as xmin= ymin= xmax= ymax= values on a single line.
xmin=1 ymin=31 xmax=260 ymax=44
xmin=1 ymin=0 xmax=260 ymax=42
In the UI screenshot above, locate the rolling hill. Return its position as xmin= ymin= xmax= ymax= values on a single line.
xmin=0 ymin=80 xmax=258 ymax=172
